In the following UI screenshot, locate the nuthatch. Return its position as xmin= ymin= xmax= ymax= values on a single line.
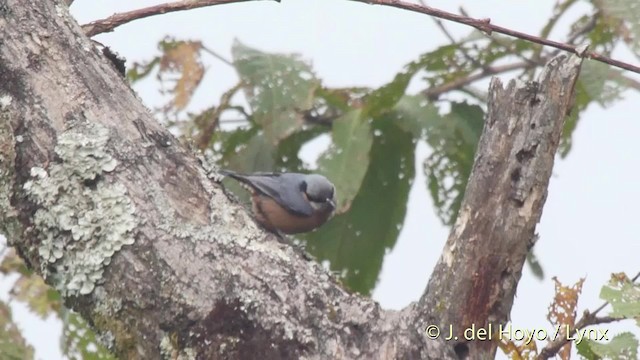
xmin=220 ymin=170 xmax=337 ymax=234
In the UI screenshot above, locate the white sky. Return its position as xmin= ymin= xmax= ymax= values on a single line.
xmin=2 ymin=1 xmax=639 ymax=359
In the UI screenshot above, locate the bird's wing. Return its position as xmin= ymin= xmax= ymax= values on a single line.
xmin=223 ymin=171 xmax=314 ymax=217
xmin=246 ymin=174 xmax=314 ymax=217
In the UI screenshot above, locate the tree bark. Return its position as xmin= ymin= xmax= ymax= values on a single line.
xmin=0 ymin=1 xmax=581 ymax=359
xmin=414 ymin=55 xmax=582 ymax=359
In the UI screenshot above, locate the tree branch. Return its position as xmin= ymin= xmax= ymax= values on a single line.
xmin=423 ymin=60 xmax=540 ymax=99
xmin=354 ymin=0 xmax=640 ymax=74
xmin=80 ymin=0 xmax=640 ymax=102
xmin=81 ymin=0 xmax=640 ymax=76
xmin=81 ymin=0 xmax=277 ymax=37
xmin=424 ymin=56 xmax=640 ymax=99
xmin=414 ymin=54 xmax=584 ymax=358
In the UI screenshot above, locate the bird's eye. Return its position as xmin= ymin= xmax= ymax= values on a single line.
xmin=299 ymin=180 xmax=307 ymax=193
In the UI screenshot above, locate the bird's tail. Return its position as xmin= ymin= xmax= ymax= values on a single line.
xmin=217 ymin=169 xmax=236 ymax=177
xmin=218 ymin=169 xmax=255 ymax=187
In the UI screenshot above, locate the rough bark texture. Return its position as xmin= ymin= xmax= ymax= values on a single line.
xmin=0 ymin=1 xmax=581 ymax=359
xmin=414 ymin=56 xmax=582 ymax=359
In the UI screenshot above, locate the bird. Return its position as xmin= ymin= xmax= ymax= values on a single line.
xmin=219 ymin=170 xmax=337 ymax=234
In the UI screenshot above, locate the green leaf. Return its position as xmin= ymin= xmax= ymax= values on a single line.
xmin=363 ymin=35 xmax=531 ymax=119
xmin=526 ymin=247 xmax=544 ymax=280
xmin=221 ymin=127 xmax=277 ymax=173
xmin=0 ymin=248 xmax=31 ymax=276
xmin=413 ymin=40 xmax=527 ymax=91
xmin=426 ymin=102 xmax=483 ymax=225
xmin=232 ymin=40 xmax=320 ymax=144
xmin=560 ymin=60 xmax=628 ymax=158
xmin=580 ymin=60 xmax=625 ymax=107
xmin=566 ymin=14 xmax=616 ymax=54
xmin=422 ymin=101 xmax=484 ymax=225
xmin=577 ymin=332 xmax=638 ymax=360
xmin=317 ymin=109 xmax=373 ymax=213
xmin=304 ymin=118 xmax=416 ymax=295
xmin=0 ymin=301 xmax=34 ymax=360
xmin=218 ymin=128 xmax=278 ymax=203
xmin=1 ymin=249 xmax=60 ymax=319
xmin=593 ymin=0 xmax=640 ymax=56
xmin=576 ymin=336 xmax=600 ymax=360
xmin=599 ymin=277 xmax=640 ymax=321
xmin=393 ymin=95 xmax=440 ymax=138
xmin=316 ymin=87 xmax=367 ymax=113
xmin=126 ymin=58 xmax=160 ymax=83
xmin=362 ymin=35 xmax=530 ymax=119
xmin=394 ymin=96 xmax=484 ymax=226
xmin=61 ymin=310 xmax=115 ymax=360
xmin=275 ymin=127 xmax=328 ymax=173
xmin=218 ymin=125 xmax=259 ymax=162
xmin=363 ymin=71 xmax=414 ymax=118
xmin=11 ymin=274 xmax=60 ymax=319
xmin=539 ymin=0 xmax=580 ymax=40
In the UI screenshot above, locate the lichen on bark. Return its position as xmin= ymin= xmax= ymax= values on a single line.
xmin=23 ymin=122 xmax=136 ymax=296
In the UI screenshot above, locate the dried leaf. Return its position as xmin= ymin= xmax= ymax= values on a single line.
xmin=232 ymin=40 xmax=320 ymax=144
xmin=547 ymin=277 xmax=585 ymax=360
xmin=498 ymin=333 xmax=538 ymax=360
xmin=159 ymin=40 xmax=205 ymax=111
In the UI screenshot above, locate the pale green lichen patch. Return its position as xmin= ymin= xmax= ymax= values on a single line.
xmin=23 ymin=124 xmax=136 ymax=296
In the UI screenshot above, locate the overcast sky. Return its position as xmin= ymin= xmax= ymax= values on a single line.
xmin=2 ymin=1 xmax=639 ymax=359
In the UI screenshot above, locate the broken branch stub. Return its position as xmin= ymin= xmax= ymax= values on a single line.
xmin=413 ymin=54 xmax=582 ymax=360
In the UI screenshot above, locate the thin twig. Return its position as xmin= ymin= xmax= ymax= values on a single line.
xmin=420 ymin=1 xmax=491 ymax=96
xmin=420 ymin=12 xmax=640 ymax=98
xmin=537 ymin=272 xmax=640 ymax=360
xmin=219 ymin=118 xmax=250 ymax=124
xmin=457 ymin=6 xmax=539 ymax=70
xmin=427 ymin=14 xmax=492 ymax=96
xmin=354 ymin=0 xmax=640 ymax=74
xmin=423 ymin=59 xmax=541 ymax=99
xmin=227 ymin=105 xmax=251 ymax=119
xmin=81 ymin=0 xmax=640 ymax=74
xmin=81 ymin=0 xmax=276 ymax=37
xmin=201 ymin=45 xmax=234 ymax=67
xmin=431 ymin=17 xmax=484 ymax=70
